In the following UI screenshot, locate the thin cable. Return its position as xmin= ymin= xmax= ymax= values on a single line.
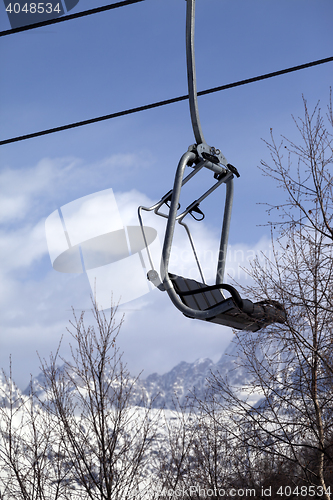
xmin=1 ymin=56 xmax=332 ymax=146
xmin=0 ymin=0 xmax=145 ymax=37
xmin=198 ymin=56 xmax=333 ymax=97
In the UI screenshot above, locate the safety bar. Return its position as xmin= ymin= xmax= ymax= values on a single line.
xmin=137 ymin=158 xmax=207 ymax=272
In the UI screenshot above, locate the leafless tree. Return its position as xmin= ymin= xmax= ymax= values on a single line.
xmin=152 ymin=397 xmax=197 ymax=496
xmin=38 ymin=300 xmax=160 ymax=500
xmin=178 ymin=402 xmax=239 ymax=499
xmin=0 ymin=301 xmax=161 ymax=499
xmin=205 ymin=93 xmax=333 ymax=498
xmin=0 ymin=362 xmax=71 ymax=499
xmin=153 ymin=391 xmax=250 ymax=499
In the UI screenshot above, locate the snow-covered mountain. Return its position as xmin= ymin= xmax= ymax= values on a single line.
xmin=0 ymin=338 xmax=260 ymax=410
xmin=133 ymin=339 xmax=258 ymax=409
xmin=0 ymin=371 xmax=24 ymax=408
xmin=136 ymin=357 xmax=215 ymax=409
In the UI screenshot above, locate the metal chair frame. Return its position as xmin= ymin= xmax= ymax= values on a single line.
xmin=138 ymin=0 xmax=285 ymax=329
xmin=138 ymin=151 xmax=234 ymax=319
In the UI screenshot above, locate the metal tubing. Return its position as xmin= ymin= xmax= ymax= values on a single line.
xmin=216 ymin=177 xmax=234 ymax=284
xmin=186 ymin=0 xmax=205 ymax=145
xmin=161 ymin=151 xmax=196 ymax=284
xmin=176 ymin=171 xmax=233 ymax=222
xmin=138 ymin=206 xmax=155 ymax=270
xmin=138 ymin=157 xmax=224 ymax=284
xmin=154 ymin=160 xmax=206 ymax=218
xmin=138 ymin=154 xmax=202 ymax=273
xmin=179 ymin=220 xmax=206 ymax=283
xmin=161 ymin=153 xmax=239 ymax=320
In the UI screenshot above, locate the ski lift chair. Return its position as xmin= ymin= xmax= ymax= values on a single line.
xmin=138 ymin=0 xmax=286 ymax=331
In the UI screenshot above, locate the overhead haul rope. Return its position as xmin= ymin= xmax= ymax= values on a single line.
xmin=1 ymin=56 xmax=332 ymax=146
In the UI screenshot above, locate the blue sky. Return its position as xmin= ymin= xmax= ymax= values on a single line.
xmin=0 ymin=0 xmax=332 ymax=389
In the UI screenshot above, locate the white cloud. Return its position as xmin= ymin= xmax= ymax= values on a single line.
xmin=0 ymin=155 xmax=276 ymax=390
xmin=0 ymin=195 xmax=28 ymax=223
xmin=0 ymin=152 xmax=152 ymax=225
xmin=0 ymin=219 xmax=47 ymax=272
xmin=0 ymin=157 xmax=78 ymax=223
xmin=98 ymin=152 xmax=153 ymax=172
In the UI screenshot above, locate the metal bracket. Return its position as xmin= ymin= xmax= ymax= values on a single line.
xmin=147 ymin=270 xmax=165 ymax=291
xmin=196 ymin=142 xmax=229 ymax=168
xmin=186 ymin=201 xmax=205 ymax=221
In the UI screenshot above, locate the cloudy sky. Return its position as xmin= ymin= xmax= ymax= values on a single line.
xmin=0 ymin=0 xmax=332 ymax=389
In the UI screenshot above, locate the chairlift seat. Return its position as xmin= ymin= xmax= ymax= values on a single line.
xmin=138 ymin=1 xmax=287 ymax=333
xmin=169 ymin=274 xmax=286 ymax=332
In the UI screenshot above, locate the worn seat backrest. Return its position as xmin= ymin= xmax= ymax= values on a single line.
xmin=169 ymin=274 xmax=286 ymax=332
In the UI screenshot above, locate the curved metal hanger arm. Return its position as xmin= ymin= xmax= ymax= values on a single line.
xmin=186 ymin=0 xmax=205 ymax=145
